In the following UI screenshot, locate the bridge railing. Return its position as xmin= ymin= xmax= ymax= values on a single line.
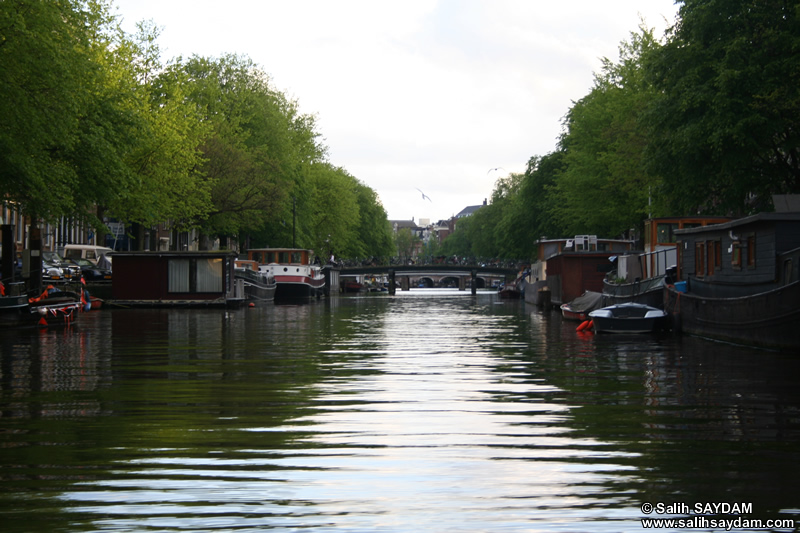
xmin=335 ymin=256 xmax=527 ymax=270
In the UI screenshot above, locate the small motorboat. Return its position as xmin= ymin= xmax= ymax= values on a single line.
xmin=588 ymin=302 xmax=668 ymax=333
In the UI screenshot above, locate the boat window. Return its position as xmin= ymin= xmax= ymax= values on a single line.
xmin=278 ymin=251 xmax=290 ymax=263
xmin=291 ymin=251 xmax=304 ymax=264
xmin=197 ymin=258 xmax=223 ymax=292
xmin=746 ymin=234 xmax=756 ymax=269
xmin=657 ymin=223 xmax=679 ymax=244
xmin=706 ymin=240 xmax=715 ymax=276
xmin=168 ymin=259 xmax=191 ymax=292
xmin=714 ymin=241 xmax=722 ymax=271
xmin=731 ymin=242 xmax=742 ymax=270
xmin=695 ymin=241 xmax=705 ymax=276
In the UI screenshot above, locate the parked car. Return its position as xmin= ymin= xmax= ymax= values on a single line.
xmin=43 ymin=251 xmax=81 ymax=281
xmin=68 ymin=257 xmax=112 ymax=282
xmin=42 ymin=260 xmax=65 ymax=282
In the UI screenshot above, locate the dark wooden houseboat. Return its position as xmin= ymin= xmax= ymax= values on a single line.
xmin=664 ymin=211 xmax=800 ymax=351
xmin=110 ymin=251 xmax=245 ymax=307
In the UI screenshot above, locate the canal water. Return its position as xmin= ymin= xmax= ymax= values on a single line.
xmin=1 ymin=290 xmax=799 ymax=532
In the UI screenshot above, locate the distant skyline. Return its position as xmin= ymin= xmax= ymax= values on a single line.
xmin=113 ymin=0 xmax=679 ymax=222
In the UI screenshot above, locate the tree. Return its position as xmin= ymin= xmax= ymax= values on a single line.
xmin=549 ymin=26 xmax=664 ymax=237
xmin=394 ymin=228 xmax=418 ymax=260
xmin=352 ymin=182 xmax=394 ymax=258
xmin=1 ymin=0 xmax=113 ymax=221
xmin=171 ymin=54 xmax=327 ymax=248
xmin=644 ymin=0 xmax=800 ymax=215
xmin=305 ymin=163 xmax=359 ymax=259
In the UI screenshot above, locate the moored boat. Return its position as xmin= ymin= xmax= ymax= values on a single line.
xmin=588 ymin=302 xmax=668 ymax=333
xmin=560 ymin=290 xmax=604 ymax=321
xmin=246 ymin=248 xmax=326 ymax=300
xmin=663 ymin=206 xmax=800 ymax=351
xmin=234 ymin=260 xmax=276 ymax=302
xmin=1 ymin=282 xmax=82 ymax=328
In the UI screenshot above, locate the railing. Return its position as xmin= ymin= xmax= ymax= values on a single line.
xmin=640 ymin=247 xmax=677 ymax=279
xmin=335 ymin=256 xmax=528 ymax=270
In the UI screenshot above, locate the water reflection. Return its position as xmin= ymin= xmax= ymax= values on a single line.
xmin=0 ymin=293 xmax=798 ymax=531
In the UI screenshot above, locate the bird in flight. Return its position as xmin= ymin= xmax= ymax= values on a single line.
xmin=415 ymin=188 xmax=432 ymax=202
xmin=487 ymin=167 xmax=505 ymax=174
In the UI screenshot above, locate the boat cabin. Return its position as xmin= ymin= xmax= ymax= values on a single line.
xmin=246 ymin=248 xmax=316 ymax=265
xmin=640 ymin=216 xmax=731 ymax=278
xmin=674 ymin=212 xmax=800 ymax=298
xmin=530 ymin=236 xmax=634 ymax=306
xmin=111 ymin=251 xmax=243 ymax=306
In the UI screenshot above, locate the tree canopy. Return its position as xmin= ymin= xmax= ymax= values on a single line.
xmin=1 ymin=0 xmax=392 ymax=259
xmin=644 ymin=0 xmax=800 ymax=215
xmin=443 ymin=1 xmax=800 ymax=260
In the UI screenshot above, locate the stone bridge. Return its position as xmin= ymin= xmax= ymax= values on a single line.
xmin=336 ymin=263 xmax=519 ymax=295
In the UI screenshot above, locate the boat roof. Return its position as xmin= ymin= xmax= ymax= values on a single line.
xmin=674 ymin=212 xmax=800 ymax=234
xmin=246 ymin=248 xmax=314 ymax=252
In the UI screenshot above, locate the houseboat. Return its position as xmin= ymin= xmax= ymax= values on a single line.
xmin=524 ymin=235 xmax=634 ymax=308
xmin=664 ymin=210 xmax=800 ymax=351
xmin=109 ymin=251 xmax=245 ymax=307
xmin=246 ymin=248 xmax=326 ymax=300
xmin=602 ymin=216 xmax=730 ymax=308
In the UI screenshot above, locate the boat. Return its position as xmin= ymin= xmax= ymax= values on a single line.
xmin=588 ymin=302 xmax=668 ymax=333
xmin=341 ymin=277 xmax=365 ymax=293
xmin=602 ymin=273 xmax=668 ymax=308
xmin=497 ymin=281 xmax=522 ymax=299
xmin=560 ymin=290 xmax=604 ymax=321
xmin=246 ymin=248 xmax=326 ymax=300
xmin=663 ymin=206 xmax=800 ymax=351
xmin=234 ymin=260 xmax=276 ymax=302
xmin=1 ymin=282 xmax=83 ymax=328
xmin=523 ymin=235 xmax=634 ymax=308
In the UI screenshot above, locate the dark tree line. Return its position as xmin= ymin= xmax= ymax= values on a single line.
xmin=441 ymin=0 xmax=800 ymax=260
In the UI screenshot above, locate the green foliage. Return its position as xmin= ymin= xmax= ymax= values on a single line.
xmin=644 ymin=0 xmax=800 ymax=215
xmin=352 ymin=183 xmax=395 ymax=258
xmin=549 ymin=25 xmax=663 ymax=237
xmin=0 ymin=0 xmax=112 ymax=220
xmin=393 ymin=227 xmax=418 ymax=259
xmin=0 ymin=1 xmax=391 ymax=257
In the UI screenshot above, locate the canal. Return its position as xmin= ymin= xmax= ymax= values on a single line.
xmin=1 ymin=290 xmax=799 ymax=532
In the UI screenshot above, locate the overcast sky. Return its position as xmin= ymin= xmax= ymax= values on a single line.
xmin=113 ymin=0 xmax=679 ymax=223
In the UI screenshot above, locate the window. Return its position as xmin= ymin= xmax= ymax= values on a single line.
xmin=714 ymin=241 xmax=722 ymax=271
xmin=657 ymin=223 xmax=679 ymax=244
xmin=197 ymin=258 xmax=222 ymax=292
xmin=168 ymin=257 xmax=224 ymax=293
xmin=169 ymin=259 xmax=191 ymax=292
xmin=695 ymin=241 xmax=705 ymax=276
xmin=707 ymin=241 xmax=716 ymax=276
xmin=746 ymin=234 xmax=756 ymax=269
xmin=731 ymin=243 xmax=742 ymax=269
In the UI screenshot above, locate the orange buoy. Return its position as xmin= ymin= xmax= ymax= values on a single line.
xmin=248 ymin=302 xmax=255 ymax=307
xmin=576 ymin=320 xmax=590 ymax=332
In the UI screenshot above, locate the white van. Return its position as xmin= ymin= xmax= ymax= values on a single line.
xmin=62 ymin=244 xmax=114 ymax=265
